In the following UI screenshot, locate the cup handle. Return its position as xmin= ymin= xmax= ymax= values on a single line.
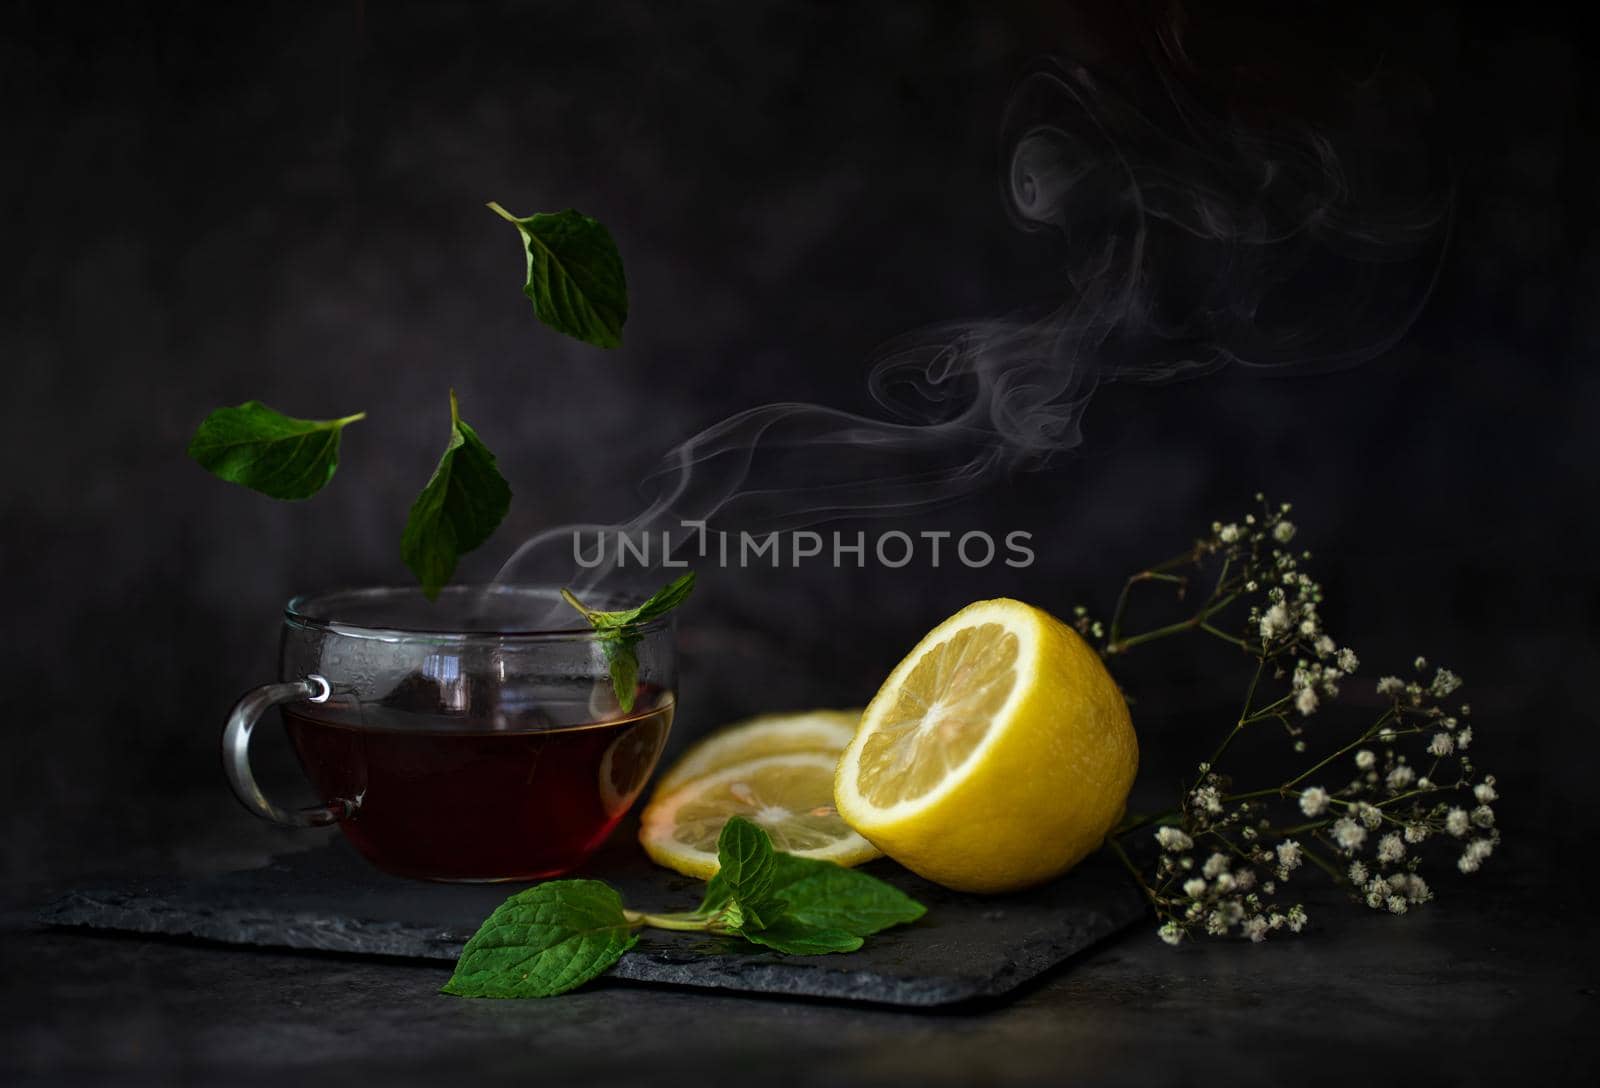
xmin=222 ymin=673 xmax=354 ymax=828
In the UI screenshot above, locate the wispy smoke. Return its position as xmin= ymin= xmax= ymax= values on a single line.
xmin=497 ymin=41 xmax=1447 ymax=601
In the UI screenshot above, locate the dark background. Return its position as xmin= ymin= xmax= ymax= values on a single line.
xmin=2 ymin=0 xmax=1594 ymax=910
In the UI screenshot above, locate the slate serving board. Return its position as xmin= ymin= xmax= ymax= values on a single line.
xmin=37 ymin=834 xmax=1145 ymax=1008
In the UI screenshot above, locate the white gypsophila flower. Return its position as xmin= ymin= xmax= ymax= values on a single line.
xmin=1295 ymin=686 xmax=1319 ymax=716
xmin=1475 ymin=778 xmax=1498 ymax=804
xmin=1404 ymin=823 xmax=1429 ymax=844
xmin=1332 ymin=817 xmax=1367 ymax=852
xmin=1458 ymin=838 xmax=1494 ymax=874
xmin=1337 ymin=647 xmax=1359 ymax=672
xmin=1183 ymin=877 xmax=1208 ymax=898
xmin=1457 ymin=727 xmax=1473 ymax=750
xmin=1445 ymin=808 xmax=1471 ymax=837
xmin=1377 ymin=833 xmax=1405 ymax=864
xmin=1348 ymin=860 xmax=1369 ymax=883
xmin=1202 ymin=852 xmax=1228 ymax=879
xmin=1287 ymin=905 xmax=1308 ymax=933
xmin=1417 ymin=777 xmax=1433 ymax=789
xmin=1269 ymin=913 xmax=1286 ymax=930
xmin=1222 ymin=900 xmax=1246 ymax=926
xmin=1276 ymin=840 xmax=1303 ymax=872
xmin=1387 ymin=765 xmax=1416 ymax=791
xmin=1430 ymin=668 xmax=1462 ymax=697
xmin=1428 ymin=732 xmax=1454 ymax=757
xmin=1472 ymin=805 xmax=1495 ymax=828
xmin=1155 ymin=826 xmax=1194 ymax=852
xmin=1387 ymin=895 xmax=1408 ymax=915
xmin=1355 ymin=749 xmax=1376 ymax=770
xmin=1234 ymin=868 xmax=1257 ymax=891
xmin=1218 ymin=523 xmax=1241 ymax=544
xmin=1365 ymin=882 xmax=1385 ymax=909
xmin=1213 ymin=872 xmax=1236 ymax=893
xmin=1191 ymin=786 xmax=1224 ymax=815
xmin=1314 ymin=635 xmax=1336 ymax=658
xmin=1403 ymin=874 xmax=1432 ymax=903
xmin=1299 ymin=617 xmax=1319 ymax=637
xmin=1264 ymin=880 xmax=1277 ymax=895
xmin=1376 ymin=676 xmax=1405 ymax=697
xmin=1205 ymin=910 xmax=1229 ymax=936
xmin=1243 ymin=915 xmax=1270 ymax=942
xmin=1356 ymin=802 xmax=1384 ymax=830
xmin=1260 ymin=602 xmax=1291 ymax=641
xmin=1158 ymin=921 xmax=1183 ymax=946
xmin=1299 ymin=786 xmax=1330 ymax=817
xmin=1273 ymin=520 xmax=1297 ymax=544
xmin=1414 ymin=656 xmax=1428 ymax=671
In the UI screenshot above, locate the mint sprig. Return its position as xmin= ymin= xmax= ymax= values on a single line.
xmin=187 ymin=401 xmax=365 ymax=500
xmin=443 ymin=817 xmax=926 ymax=999
xmin=561 ymin=573 xmax=695 ymax=713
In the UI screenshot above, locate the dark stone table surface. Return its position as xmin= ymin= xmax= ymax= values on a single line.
xmin=4 ymin=826 xmax=1596 ymax=1087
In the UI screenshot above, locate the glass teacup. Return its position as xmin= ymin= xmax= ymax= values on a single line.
xmin=221 ymin=585 xmax=675 ymax=882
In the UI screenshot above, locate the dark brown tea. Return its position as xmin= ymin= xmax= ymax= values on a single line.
xmin=282 ymin=686 xmax=673 ymax=882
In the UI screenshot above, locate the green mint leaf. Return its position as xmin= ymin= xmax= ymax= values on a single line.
xmin=699 ymin=852 xmax=925 ymax=940
xmin=187 ymin=401 xmax=365 ymax=500
xmin=560 ymin=574 xmax=695 ymax=713
xmin=400 ymin=390 xmax=512 ymax=600
xmin=743 ymin=918 xmax=864 ymax=956
xmin=563 ymin=573 xmax=696 ymax=631
xmin=600 ymin=636 xmax=641 ymax=711
xmin=714 ymin=816 xmax=777 ymax=916
xmin=487 ymin=202 xmax=627 ymax=349
xmin=442 ymin=880 xmax=638 ymax=998
xmin=760 ymin=854 xmax=926 ymax=936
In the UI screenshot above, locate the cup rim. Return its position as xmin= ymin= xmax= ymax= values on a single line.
xmin=283 ymin=584 xmax=672 ymax=642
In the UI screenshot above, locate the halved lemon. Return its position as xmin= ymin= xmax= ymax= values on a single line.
xmin=833 ymin=598 xmax=1137 ymax=893
xmin=651 ymin=709 xmax=862 ymax=798
xmin=640 ymin=751 xmax=882 ymax=878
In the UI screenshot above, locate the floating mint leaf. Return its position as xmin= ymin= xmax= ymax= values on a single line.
xmin=400 ymin=390 xmax=512 ymax=600
xmin=187 ymin=401 xmax=365 ymax=500
xmin=560 ymin=574 xmax=694 ymax=712
xmin=442 ymin=880 xmax=638 ymax=998
xmin=488 ymin=201 xmax=627 ymax=348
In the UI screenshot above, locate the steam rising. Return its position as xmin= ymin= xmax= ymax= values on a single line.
xmin=498 ymin=53 xmax=1446 ymax=598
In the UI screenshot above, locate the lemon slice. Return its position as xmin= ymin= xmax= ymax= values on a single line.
xmin=651 ymin=709 xmax=861 ymax=798
xmin=834 ymin=598 xmax=1137 ymax=893
xmin=640 ymin=752 xmax=882 ymax=878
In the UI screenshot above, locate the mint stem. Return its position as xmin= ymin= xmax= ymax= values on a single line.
xmin=622 ymin=909 xmax=716 ymax=933
xmin=559 ymin=587 xmax=598 ymax=622
xmin=485 ymin=200 xmax=520 ymax=224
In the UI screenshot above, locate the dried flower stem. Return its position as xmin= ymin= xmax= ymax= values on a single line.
xmin=1076 ymin=495 xmax=1501 ymax=945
